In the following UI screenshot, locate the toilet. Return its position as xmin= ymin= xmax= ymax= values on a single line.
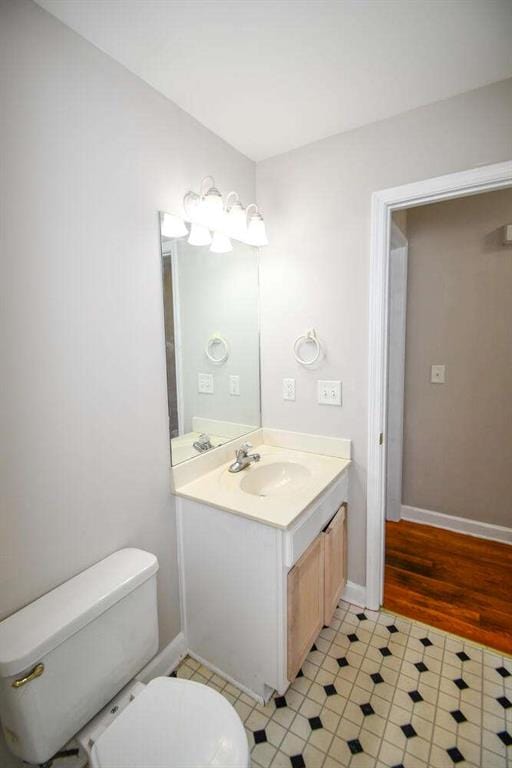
xmin=0 ymin=549 xmax=249 ymax=767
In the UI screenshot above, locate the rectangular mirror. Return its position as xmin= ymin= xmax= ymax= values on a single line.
xmin=160 ymin=212 xmax=261 ymax=465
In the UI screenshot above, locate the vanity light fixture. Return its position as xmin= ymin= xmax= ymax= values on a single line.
xmin=168 ymin=176 xmax=268 ymax=250
xmin=210 ymin=230 xmax=233 ymax=254
xmin=188 ymin=222 xmax=212 ymax=247
xmin=161 ymin=212 xmax=188 ymax=238
xmin=246 ymin=204 xmax=269 ymax=247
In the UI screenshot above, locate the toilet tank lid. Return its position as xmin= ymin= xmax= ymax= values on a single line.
xmin=0 ymin=549 xmax=158 ymax=677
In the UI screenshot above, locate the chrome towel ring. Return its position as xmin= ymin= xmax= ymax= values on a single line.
xmin=205 ymin=333 xmax=230 ymax=364
xmin=293 ymin=329 xmax=322 ymax=366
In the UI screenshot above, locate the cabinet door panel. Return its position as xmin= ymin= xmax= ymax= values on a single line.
xmin=287 ymin=534 xmax=324 ymax=681
xmin=323 ymin=503 xmax=347 ymax=626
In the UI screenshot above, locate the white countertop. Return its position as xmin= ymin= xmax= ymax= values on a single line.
xmin=174 ymin=444 xmax=350 ymax=529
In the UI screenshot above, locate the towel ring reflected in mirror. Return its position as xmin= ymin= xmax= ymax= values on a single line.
xmin=205 ymin=334 xmax=230 ymax=364
xmin=293 ymin=329 xmax=322 ymax=366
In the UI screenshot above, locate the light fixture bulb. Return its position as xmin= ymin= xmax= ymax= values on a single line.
xmin=226 ymin=201 xmax=246 ymax=240
xmin=210 ymin=231 xmax=232 ymax=254
xmin=246 ymin=212 xmax=268 ymax=247
xmin=202 ymin=186 xmax=224 ymax=230
xmin=188 ymin=222 xmax=212 ymax=247
xmin=161 ymin=213 xmax=188 ymax=238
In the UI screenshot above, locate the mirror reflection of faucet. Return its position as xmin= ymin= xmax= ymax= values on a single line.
xmin=193 ymin=433 xmax=215 ymax=453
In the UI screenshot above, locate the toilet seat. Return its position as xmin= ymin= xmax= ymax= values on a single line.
xmin=90 ymin=676 xmax=250 ymax=768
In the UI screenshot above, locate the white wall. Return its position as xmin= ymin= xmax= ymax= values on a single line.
xmin=257 ymin=77 xmax=512 ymax=587
xmin=0 ymin=0 xmax=254 ymax=655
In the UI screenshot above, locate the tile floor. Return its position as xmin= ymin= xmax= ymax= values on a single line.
xmin=174 ymin=600 xmax=511 ymax=768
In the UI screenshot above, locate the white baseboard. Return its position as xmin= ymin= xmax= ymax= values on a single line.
xmin=187 ymin=650 xmax=265 ymax=704
xmin=401 ymin=505 xmax=512 ymax=545
xmin=136 ymin=632 xmax=186 ymax=682
xmin=342 ymin=580 xmax=367 ymax=608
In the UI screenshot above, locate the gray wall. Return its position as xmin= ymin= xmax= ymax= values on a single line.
xmin=402 ymin=188 xmax=512 ymax=527
xmin=0 ymin=0 xmax=254 ymax=648
xmin=257 ymin=77 xmax=512 ymax=587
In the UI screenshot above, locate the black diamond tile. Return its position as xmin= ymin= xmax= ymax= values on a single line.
xmin=415 ymin=662 xmax=428 ymax=673
xmin=400 ymin=723 xmax=417 ymax=739
xmin=253 ymin=729 xmax=267 ymax=744
xmin=310 ymin=643 xmax=318 ymax=652
xmin=391 ymin=765 xmax=405 ymax=768
xmin=337 ymin=656 xmax=349 ymax=668
xmin=497 ymin=731 xmax=512 ymax=746
xmin=297 ymin=668 xmax=304 ymax=678
xmin=379 ymin=646 xmax=392 ymax=657
xmin=497 ymin=666 xmax=511 ymax=678
xmin=290 ymin=755 xmax=306 ymax=768
xmin=456 ymin=651 xmax=470 ymax=662
xmin=347 ymin=739 xmax=363 ymax=755
xmin=308 ymin=716 xmax=323 ymax=730
xmin=347 ymin=633 xmax=359 ymax=643
xmin=408 ymin=690 xmax=423 ymax=703
xmin=371 ymin=672 xmax=384 ymax=684
xmin=357 ymin=612 xmax=368 ymax=621
xmin=420 ymin=637 xmax=433 ymax=647
xmin=450 ymin=709 xmax=467 ymax=724
xmin=168 ymin=670 xmax=177 ymax=677
xmin=275 ymin=696 xmax=287 ymax=708
xmin=360 ymin=702 xmax=375 ymax=716
xmin=324 ymin=683 xmax=337 ymax=696
xmin=446 ymin=746 xmax=465 ymax=764
xmin=387 ymin=624 xmax=399 ymax=634
xmin=453 ymin=678 xmax=469 ymax=690
xmin=497 ymin=696 xmax=511 ymax=709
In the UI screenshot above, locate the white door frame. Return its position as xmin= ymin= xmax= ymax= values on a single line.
xmin=366 ymin=160 xmax=512 ymax=611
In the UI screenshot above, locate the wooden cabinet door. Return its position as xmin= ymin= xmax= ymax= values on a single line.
xmin=287 ymin=534 xmax=324 ymax=681
xmin=323 ymin=503 xmax=347 ymax=626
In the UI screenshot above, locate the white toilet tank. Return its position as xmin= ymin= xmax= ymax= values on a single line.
xmin=0 ymin=548 xmax=159 ymax=765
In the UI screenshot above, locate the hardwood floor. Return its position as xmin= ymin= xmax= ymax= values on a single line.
xmin=384 ymin=519 xmax=512 ymax=656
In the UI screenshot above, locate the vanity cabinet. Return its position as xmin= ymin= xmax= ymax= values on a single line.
xmin=287 ymin=503 xmax=347 ymax=680
xmin=177 ymin=467 xmax=349 ymax=702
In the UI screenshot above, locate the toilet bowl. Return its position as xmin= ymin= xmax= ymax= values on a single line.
xmin=87 ymin=676 xmax=249 ymax=768
xmin=0 ymin=549 xmax=249 ymax=767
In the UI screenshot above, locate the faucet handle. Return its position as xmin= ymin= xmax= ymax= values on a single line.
xmin=236 ymin=442 xmax=252 ymax=459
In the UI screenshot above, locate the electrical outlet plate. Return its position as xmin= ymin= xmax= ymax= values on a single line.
xmin=430 ymin=365 xmax=446 ymax=384
xmin=198 ymin=373 xmax=214 ymax=394
xmin=229 ymin=375 xmax=240 ymax=396
xmin=283 ymin=378 xmax=296 ymax=401
xmin=317 ymin=380 xmax=342 ymax=406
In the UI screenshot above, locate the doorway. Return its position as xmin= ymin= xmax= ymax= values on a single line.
xmin=365 ymin=161 xmax=512 ymax=625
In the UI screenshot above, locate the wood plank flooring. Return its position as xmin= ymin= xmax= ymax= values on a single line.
xmin=384 ymin=519 xmax=512 ymax=656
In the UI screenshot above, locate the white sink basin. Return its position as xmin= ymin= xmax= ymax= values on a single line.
xmin=239 ymin=461 xmax=311 ymax=497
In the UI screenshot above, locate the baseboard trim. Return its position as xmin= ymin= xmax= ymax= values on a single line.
xmin=187 ymin=650 xmax=265 ymax=704
xmin=401 ymin=505 xmax=512 ymax=545
xmin=136 ymin=632 xmax=187 ymax=682
xmin=342 ymin=580 xmax=367 ymax=608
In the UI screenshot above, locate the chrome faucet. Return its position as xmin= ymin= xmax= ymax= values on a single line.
xmin=228 ymin=442 xmax=261 ymax=473
xmin=193 ymin=433 xmax=214 ymax=453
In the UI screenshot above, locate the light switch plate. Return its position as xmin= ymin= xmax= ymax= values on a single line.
xmin=229 ymin=375 xmax=240 ymax=396
xmin=198 ymin=373 xmax=214 ymax=394
xmin=430 ymin=365 xmax=446 ymax=384
xmin=283 ymin=378 xmax=296 ymax=401
xmin=317 ymin=380 xmax=342 ymax=406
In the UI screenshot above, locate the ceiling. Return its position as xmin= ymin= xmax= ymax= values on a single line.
xmin=36 ymin=0 xmax=512 ymax=162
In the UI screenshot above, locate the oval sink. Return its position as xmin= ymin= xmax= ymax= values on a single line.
xmin=240 ymin=462 xmax=311 ymax=497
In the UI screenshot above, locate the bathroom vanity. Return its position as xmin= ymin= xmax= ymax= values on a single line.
xmin=172 ymin=430 xmax=350 ymax=701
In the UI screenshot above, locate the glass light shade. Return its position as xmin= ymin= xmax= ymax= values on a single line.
xmin=210 ymin=230 xmax=232 ymax=254
xmin=226 ymin=202 xmax=246 ymax=240
xmin=188 ymin=222 xmax=212 ymax=246
xmin=246 ymin=213 xmax=268 ymax=247
xmin=202 ymin=187 xmax=224 ymax=230
xmin=161 ymin=213 xmax=188 ymax=238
